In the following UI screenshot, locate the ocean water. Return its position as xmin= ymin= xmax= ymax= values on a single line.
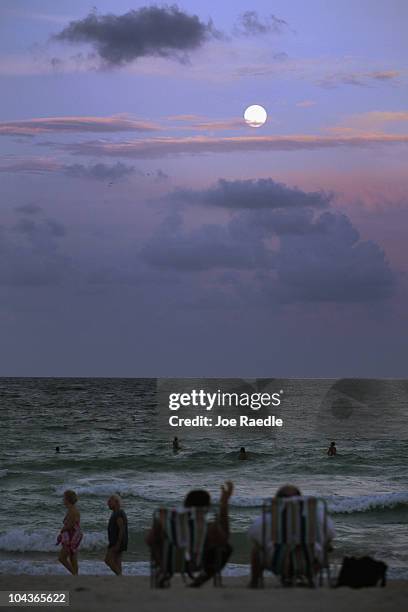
xmin=0 ymin=378 xmax=407 ymax=579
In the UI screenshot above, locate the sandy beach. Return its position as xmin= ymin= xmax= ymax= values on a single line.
xmin=0 ymin=576 xmax=406 ymax=612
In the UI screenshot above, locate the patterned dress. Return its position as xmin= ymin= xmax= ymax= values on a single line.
xmin=57 ymin=514 xmax=83 ymax=553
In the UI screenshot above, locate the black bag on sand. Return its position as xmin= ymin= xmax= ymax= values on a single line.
xmin=336 ymin=556 xmax=387 ymax=588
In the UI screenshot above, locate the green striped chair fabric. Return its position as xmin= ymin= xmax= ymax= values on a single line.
xmin=261 ymin=496 xmax=330 ymax=587
xmin=150 ymin=507 xmax=209 ymax=586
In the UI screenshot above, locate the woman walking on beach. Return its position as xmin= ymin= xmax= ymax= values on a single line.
xmin=57 ymin=490 xmax=83 ymax=575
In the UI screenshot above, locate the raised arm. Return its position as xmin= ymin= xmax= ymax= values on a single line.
xmin=219 ymin=481 xmax=234 ymax=536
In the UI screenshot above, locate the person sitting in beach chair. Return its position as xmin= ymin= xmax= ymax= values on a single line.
xmin=248 ymin=484 xmax=335 ymax=588
xmin=147 ymin=481 xmax=233 ymax=588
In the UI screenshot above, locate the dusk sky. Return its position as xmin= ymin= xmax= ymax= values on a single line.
xmin=0 ymin=0 xmax=407 ymax=377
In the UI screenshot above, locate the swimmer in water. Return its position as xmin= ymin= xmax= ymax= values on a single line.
xmin=238 ymin=447 xmax=248 ymax=460
xmin=172 ymin=437 xmax=181 ymax=452
xmin=56 ymin=446 xmax=60 ymax=453
xmin=327 ymin=441 xmax=337 ymax=457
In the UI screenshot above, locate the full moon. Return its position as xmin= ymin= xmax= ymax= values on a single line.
xmin=244 ymin=104 xmax=267 ymax=128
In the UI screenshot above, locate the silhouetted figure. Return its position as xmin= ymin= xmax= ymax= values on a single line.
xmin=146 ymin=481 xmax=234 ymax=587
xmin=327 ymin=441 xmax=337 ymax=457
xmin=56 ymin=446 xmax=60 ymax=454
xmin=172 ymin=437 xmax=181 ymax=452
xmin=238 ymin=447 xmax=248 ymax=460
xmin=105 ymin=495 xmax=128 ymax=575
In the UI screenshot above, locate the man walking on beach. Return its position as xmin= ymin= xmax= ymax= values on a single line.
xmin=105 ymin=495 xmax=128 ymax=575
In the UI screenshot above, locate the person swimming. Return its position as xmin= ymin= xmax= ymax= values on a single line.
xmin=238 ymin=447 xmax=248 ymax=460
xmin=172 ymin=437 xmax=181 ymax=452
xmin=327 ymin=441 xmax=337 ymax=457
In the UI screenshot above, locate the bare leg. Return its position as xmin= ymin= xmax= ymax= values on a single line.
xmin=249 ymin=546 xmax=263 ymax=588
xmin=70 ymin=553 xmax=79 ymax=575
xmin=116 ymin=555 xmax=122 ymax=576
xmin=58 ymin=549 xmax=74 ymax=575
xmin=105 ymin=549 xmax=122 ymax=575
xmin=189 ymin=534 xmax=232 ymax=588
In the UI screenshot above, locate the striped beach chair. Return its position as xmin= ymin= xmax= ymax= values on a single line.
xmin=150 ymin=507 xmax=222 ymax=587
xmin=260 ymin=496 xmax=331 ymax=587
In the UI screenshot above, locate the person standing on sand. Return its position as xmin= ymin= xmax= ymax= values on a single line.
xmin=57 ymin=490 xmax=83 ymax=575
xmin=327 ymin=441 xmax=337 ymax=457
xmin=105 ymin=495 xmax=128 ymax=575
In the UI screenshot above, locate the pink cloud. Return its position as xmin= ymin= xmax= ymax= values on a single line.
xmin=317 ymin=69 xmax=401 ymax=88
xmin=325 ymin=110 xmax=408 ymax=137
xmin=58 ymin=132 xmax=408 ymax=158
xmin=0 ymin=157 xmax=61 ymax=173
xmin=189 ymin=118 xmax=248 ymax=130
xmin=166 ymin=114 xmax=205 ymax=121
xmin=0 ymin=115 xmax=160 ymax=136
xmin=344 ymin=111 xmax=408 ymax=125
xmin=296 ymin=100 xmax=316 ymax=108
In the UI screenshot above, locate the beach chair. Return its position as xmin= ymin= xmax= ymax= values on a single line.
xmin=259 ymin=496 xmax=331 ymax=587
xmin=149 ymin=506 xmax=223 ymax=588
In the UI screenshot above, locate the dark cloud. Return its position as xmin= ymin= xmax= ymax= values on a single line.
xmin=275 ymin=212 xmax=394 ymax=302
xmin=49 ymin=51 xmax=99 ymax=72
xmin=167 ymin=178 xmax=331 ymax=209
xmin=238 ymin=207 xmax=323 ymax=235
xmin=14 ymin=217 xmax=66 ymax=239
xmin=0 ymin=156 xmax=168 ymax=185
xmin=15 ymin=203 xmax=43 ymax=215
xmin=50 ymin=56 xmax=63 ymax=70
xmin=142 ymin=178 xmax=395 ymax=303
xmin=64 ymin=162 xmax=138 ymax=181
xmin=154 ymin=168 xmax=169 ymax=182
xmin=14 ymin=219 xmax=37 ymax=236
xmin=141 ymin=212 xmax=271 ymax=271
xmin=273 ymin=51 xmax=289 ymax=61
xmin=0 ymin=213 xmax=69 ymax=286
xmin=44 ymin=219 xmax=66 ymax=238
xmin=54 ymin=6 xmax=219 ymax=66
xmin=0 ymin=157 xmax=140 ymax=182
xmin=234 ymin=11 xmax=288 ymax=36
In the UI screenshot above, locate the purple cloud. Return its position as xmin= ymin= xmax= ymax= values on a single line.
xmin=0 ymin=115 xmax=159 ymax=137
xmin=54 ymin=6 xmax=219 ymax=66
xmin=166 ymin=178 xmax=331 ymax=209
xmin=142 ymin=178 xmax=395 ymax=303
xmin=234 ymin=11 xmax=289 ymax=36
xmin=58 ymin=132 xmax=408 ymax=159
